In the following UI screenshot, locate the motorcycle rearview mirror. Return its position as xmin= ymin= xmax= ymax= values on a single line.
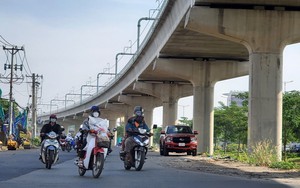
xmin=113 ymin=128 xmax=117 ymax=132
xmin=152 ymin=124 xmax=158 ymax=129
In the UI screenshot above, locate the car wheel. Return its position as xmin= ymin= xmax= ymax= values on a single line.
xmin=192 ymin=150 xmax=197 ymax=156
xmin=159 ymin=144 xmax=163 ymax=155
xmin=163 ymin=146 xmax=169 ymax=156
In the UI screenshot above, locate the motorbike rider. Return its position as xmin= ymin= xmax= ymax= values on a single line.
xmin=77 ymin=106 xmax=108 ymax=167
xmin=121 ymin=106 xmax=151 ymax=162
xmin=39 ymin=114 xmax=62 ymax=160
xmin=65 ymin=133 xmax=75 ymax=149
xmin=107 ymin=128 xmax=115 ymax=154
xmin=66 ymin=133 xmax=73 ymax=142
xmin=74 ymin=127 xmax=83 ymax=155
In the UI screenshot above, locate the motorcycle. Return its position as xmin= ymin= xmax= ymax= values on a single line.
xmin=65 ymin=137 xmax=73 ymax=152
xmin=59 ymin=137 xmax=67 ymax=151
xmin=76 ymin=127 xmax=110 ymax=178
xmin=40 ymin=131 xmax=60 ymax=169
xmin=120 ymin=125 xmax=156 ymax=171
xmin=107 ymin=128 xmax=117 ymax=155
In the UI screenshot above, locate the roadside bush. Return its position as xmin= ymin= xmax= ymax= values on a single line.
xmin=247 ymin=140 xmax=278 ymax=166
xmin=31 ymin=137 xmax=41 ymax=147
xmin=270 ymin=161 xmax=298 ymax=170
xmin=226 ymin=143 xmax=239 ymax=152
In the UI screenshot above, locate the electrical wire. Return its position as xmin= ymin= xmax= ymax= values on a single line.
xmin=22 ymin=48 xmax=32 ymax=75
xmin=0 ymin=35 xmax=14 ymax=46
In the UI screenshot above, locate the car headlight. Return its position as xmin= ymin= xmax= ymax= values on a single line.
xmin=166 ymin=137 xmax=172 ymax=142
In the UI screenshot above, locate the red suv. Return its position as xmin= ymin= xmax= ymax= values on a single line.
xmin=159 ymin=125 xmax=198 ymax=156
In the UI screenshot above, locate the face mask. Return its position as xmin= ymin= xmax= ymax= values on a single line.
xmin=50 ymin=118 xmax=56 ymax=123
xmin=92 ymin=112 xmax=99 ymax=118
xmin=135 ymin=111 xmax=142 ymax=116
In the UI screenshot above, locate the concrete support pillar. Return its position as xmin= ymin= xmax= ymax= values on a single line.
xmin=133 ymin=81 xmax=192 ymax=129
xmin=108 ymin=119 xmax=117 ymax=130
xmin=185 ymin=6 xmax=300 ymax=160
xmin=153 ymin=58 xmax=248 ymax=155
xmin=118 ymin=95 xmax=161 ymax=147
xmin=144 ymin=108 xmax=154 ymax=146
xmin=102 ymin=103 xmax=131 ymax=138
xmin=161 ymin=84 xmax=178 ymax=127
xmin=61 ymin=117 xmax=85 ymax=134
xmin=248 ymin=52 xmax=282 ymax=156
xmin=193 ymin=84 xmax=214 ymax=155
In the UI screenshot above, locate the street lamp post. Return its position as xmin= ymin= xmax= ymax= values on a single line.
xmin=284 ymin=80 xmax=293 ymax=93
xmin=178 ymin=105 xmax=189 ymax=118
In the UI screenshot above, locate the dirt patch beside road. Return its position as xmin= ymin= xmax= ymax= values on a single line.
xmin=155 ymin=153 xmax=300 ymax=185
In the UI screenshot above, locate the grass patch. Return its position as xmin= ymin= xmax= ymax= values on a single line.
xmin=213 ymin=142 xmax=300 ymax=170
xmin=270 ymin=161 xmax=299 ymax=170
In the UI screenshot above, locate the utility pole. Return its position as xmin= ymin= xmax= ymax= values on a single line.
xmin=2 ymin=46 xmax=24 ymax=135
xmin=27 ymin=73 xmax=43 ymax=138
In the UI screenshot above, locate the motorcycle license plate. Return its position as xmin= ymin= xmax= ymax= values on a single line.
xmin=178 ymin=143 xmax=185 ymax=146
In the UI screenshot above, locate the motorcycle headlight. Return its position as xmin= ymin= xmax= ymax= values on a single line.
xmin=138 ymin=128 xmax=147 ymax=134
xmin=134 ymin=137 xmax=142 ymax=145
xmin=144 ymin=139 xmax=149 ymax=145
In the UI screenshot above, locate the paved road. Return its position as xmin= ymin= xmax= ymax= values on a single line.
xmin=0 ymin=147 xmax=298 ymax=188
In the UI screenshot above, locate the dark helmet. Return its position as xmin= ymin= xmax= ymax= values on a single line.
xmin=90 ymin=105 xmax=101 ymax=117
xmin=134 ymin=106 xmax=143 ymax=116
xmin=49 ymin=114 xmax=57 ymax=119
xmin=90 ymin=106 xmax=100 ymax=112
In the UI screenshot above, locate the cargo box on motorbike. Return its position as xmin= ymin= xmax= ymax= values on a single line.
xmin=97 ymin=141 xmax=110 ymax=148
xmin=96 ymin=133 xmax=110 ymax=148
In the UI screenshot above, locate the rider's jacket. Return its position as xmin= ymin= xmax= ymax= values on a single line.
xmin=81 ymin=116 xmax=108 ymax=149
xmin=125 ymin=116 xmax=149 ymax=135
xmin=40 ymin=123 xmax=62 ymax=141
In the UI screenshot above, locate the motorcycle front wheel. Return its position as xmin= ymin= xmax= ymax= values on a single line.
xmin=78 ymin=167 xmax=86 ymax=176
xmin=92 ymin=153 xmax=104 ymax=178
xmin=124 ymin=153 xmax=131 ymax=170
xmin=46 ymin=150 xmax=54 ymax=169
xmin=66 ymin=144 xmax=71 ymax=152
xmin=124 ymin=162 xmax=131 ymax=170
xmin=135 ymin=150 xmax=145 ymax=171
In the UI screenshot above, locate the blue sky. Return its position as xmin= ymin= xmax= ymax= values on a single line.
xmin=1 ymin=0 xmax=300 ymax=126
xmin=0 ymin=0 xmax=159 ymax=106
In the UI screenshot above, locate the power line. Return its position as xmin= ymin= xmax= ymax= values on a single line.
xmin=22 ymin=48 xmax=32 ymax=75
xmin=0 ymin=35 xmax=14 ymax=46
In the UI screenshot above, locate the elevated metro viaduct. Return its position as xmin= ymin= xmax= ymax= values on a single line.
xmin=38 ymin=0 xmax=300 ymax=160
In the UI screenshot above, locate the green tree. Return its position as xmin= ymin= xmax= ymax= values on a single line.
xmin=235 ymin=92 xmax=249 ymax=106
xmin=214 ymin=101 xmax=248 ymax=153
xmin=116 ymin=124 xmax=125 ymax=138
xmin=178 ymin=117 xmax=193 ymax=128
xmin=282 ymin=90 xmax=300 ymax=160
xmin=153 ymin=126 xmax=162 ymax=145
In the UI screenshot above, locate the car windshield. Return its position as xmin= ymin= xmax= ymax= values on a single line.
xmin=167 ymin=126 xmax=192 ymax=134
